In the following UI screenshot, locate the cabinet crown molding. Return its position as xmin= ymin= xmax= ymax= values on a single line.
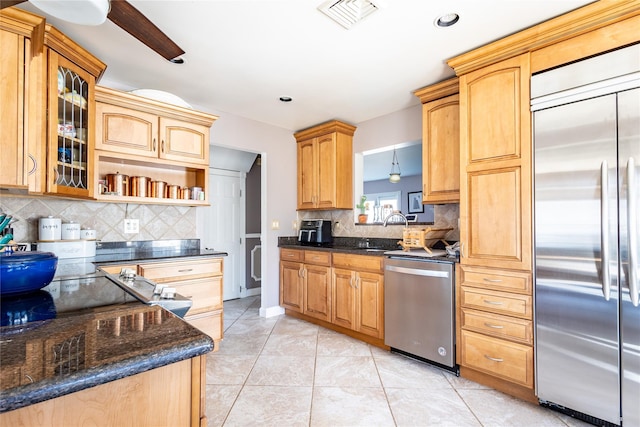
xmin=96 ymin=86 xmax=218 ymax=127
xmin=44 ymin=24 xmax=106 ymax=79
xmin=414 ymin=77 xmax=459 ymax=104
xmin=447 ymin=0 xmax=640 ymax=75
xmin=294 ymin=120 xmax=357 ymax=141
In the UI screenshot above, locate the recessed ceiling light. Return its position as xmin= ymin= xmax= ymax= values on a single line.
xmin=170 ymin=57 xmax=185 ymax=64
xmin=435 ymin=13 xmax=459 ymax=28
xmin=279 ymin=97 xmax=293 ymax=102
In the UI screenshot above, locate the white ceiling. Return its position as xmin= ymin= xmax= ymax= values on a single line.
xmin=15 ymin=0 xmax=593 ymax=132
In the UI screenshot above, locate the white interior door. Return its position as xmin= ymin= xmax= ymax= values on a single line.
xmin=202 ymin=169 xmax=244 ymax=300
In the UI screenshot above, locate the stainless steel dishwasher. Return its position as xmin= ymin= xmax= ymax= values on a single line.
xmin=384 ymin=256 xmax=457 ymax=372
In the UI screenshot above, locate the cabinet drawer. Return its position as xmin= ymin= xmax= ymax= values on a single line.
xmin=332 ymin=253 xmax=382 ymax=272
xmin=461 ymin=308 xmax=532 ymax=345
xmin=99 ymin=264 xmax=137 ymax=275
xmin=460 ymin=265 xmax=531 ymax=294
xmin=461 ymin=330 xmax=533 ymax=387
xmin=139 ymin=258 xmax=222 ymax=282
xmin=280 ymin=249 xmax=304 ymax=262
xmin=173 ymin=277 xmax=222 ymax=315
xmin=186 ymin=310 xmax=223 ymax=343
xmin=460 ymin=286 xmax=532 ymax=319
xmin=304 ymin=250 xmax=331 ymax=266
xmin=460 ymin=266 xmax=531 ymax=294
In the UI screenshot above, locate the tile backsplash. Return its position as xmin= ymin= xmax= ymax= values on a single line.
xmin=0 ymin=195 xmax=197 ymax=244
xmin=299 ymin=204 xmax=460 ymax=241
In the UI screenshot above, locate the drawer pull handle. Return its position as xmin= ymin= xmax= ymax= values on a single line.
xmin=178 ymin=268 xmax=194 ymax=273
xmin=484 ymin=322 xmax=504 ymax=329
xmin=483 ymin=299 xmax=504 ymax=305
xmin=483 ymin=278 xmax=503 ymax=283
xmin=484 ymin=355 xmax=504 ymax=363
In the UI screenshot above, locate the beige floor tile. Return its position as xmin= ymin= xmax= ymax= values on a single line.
xmin=262 ymin=333 xmax=318 ymax=356
xmin=214 ymin=332 xmax=269 ymax=356
xmin=458 ymin=388 xmax=570 ymax=426
xmin=205 ymin=385 xmax=242 ymax=427
xmin=246 ymin=355 xmax=316 ymax=386
xmin=315 ymin=356 xmax=381 ymax=388
xmin=316 ymin=332 xmax=372 ymax=356
xmin=386 ymin=387 xmax=481 ymax=426
xmin=441 ymin=371 xmax=490 ymax=390
xmin=271 ymin=316 xmax=320 ymax=335
xmin=224 ymin=385 xmax=312 ymax=427
xmin=224 ymin=315 xmax=278 ymax=335
xmin=374 ymin=353 xmax=452 ymax=389
xmin=310 ymin=386 xmax=395 ymax=426
xmin=207 ymin=353 xmax=257 ymax=385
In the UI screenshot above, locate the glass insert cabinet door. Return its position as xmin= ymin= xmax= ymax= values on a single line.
xmin=47 ymin=53 xmax=96 ymax=198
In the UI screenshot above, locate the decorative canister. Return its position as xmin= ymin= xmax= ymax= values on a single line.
xmin=130 ymin=176 xmax=151 ymax=197
xmin=39 ymin=216 xmax=61 ymax=241
xmin=190 ymin=186 xmax=203 ymax=200
xmin=61 ymin=222 xmax=81 ymax=240
xmin=106 ymin=172 xmax=129 ymax=196
xmin=167 ymin=185 xmax=180 ymax=199
xmin=80 ymin=229 xmax=97 ymax=240
xmin=180 ymin=187 xmax=191 ymax=200
xmin=150 ymin=181 xmax=167 ymax=198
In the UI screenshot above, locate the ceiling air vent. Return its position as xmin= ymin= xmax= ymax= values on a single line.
xmin=318 ymin=0 xmax=381 ymax=29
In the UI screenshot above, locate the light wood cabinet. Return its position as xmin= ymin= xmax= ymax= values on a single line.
xmin=414 ymin=77 xmax=460 ymax=204
xmin=95 ymin=90 xmax=212 ymax=165
xmin=294 ymin=120 xmax=356 ymax=210
xmin=93 ymin=86 xmax=216 ymax=206
xmin=0 ymin=357 xmax=207 ymax=427
xmin=139 ymin=258 xmax=224 ymax=347
xmin=279 ymin=249 xmax=331 ymax=321
xmin=332 ymin=253 xmax=384 ymax=339
xmin=458 ymin=54 xmax=532 ymax=271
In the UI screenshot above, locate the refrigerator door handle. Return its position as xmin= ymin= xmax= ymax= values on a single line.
xmin=628 ymin=157 xmax=639 ymax=307
xmin=601 ymin=160 xmax=611 ymax=301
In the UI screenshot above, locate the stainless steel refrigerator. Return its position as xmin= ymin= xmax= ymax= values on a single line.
xmin=532 ymin=44 xmax=639 ymax=426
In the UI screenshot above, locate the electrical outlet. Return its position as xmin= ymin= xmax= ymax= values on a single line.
xmin=124 ymin=218 xmax=139 ymax=234
xmin=271 ymin=220 xmax=280 ymax=230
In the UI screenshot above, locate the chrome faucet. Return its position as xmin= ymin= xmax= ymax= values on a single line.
xmin=383 ymin=210 xmax=408 ymax=227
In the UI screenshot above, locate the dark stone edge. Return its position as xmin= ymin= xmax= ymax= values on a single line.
xmin=0 ymin=336 xmax=213 ymax=413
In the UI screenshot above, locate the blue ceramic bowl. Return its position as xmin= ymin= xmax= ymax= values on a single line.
xmin=0 ymin=251 xmax=58 ymax=296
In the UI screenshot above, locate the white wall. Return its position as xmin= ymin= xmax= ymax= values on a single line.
xmin=353 ymin=105 xmax=422 ymax=153
xmin=197 ymin=112 xmax=295 ymax=316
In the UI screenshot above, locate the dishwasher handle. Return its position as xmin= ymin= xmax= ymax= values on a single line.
xmin=385 ymin=264 xmax=449 ymax=278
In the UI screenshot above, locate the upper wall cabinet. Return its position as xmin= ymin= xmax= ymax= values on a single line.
xmin=0 ymin=10 xmax=43 ymax=191
xmin=294 ymin=120 xmax=356 ymax=210
xmin=93 ymin=86 xmax=217 ymax=206
xmin=414 ymin=78 xmax=460 ymax=204
xmin=95 ymin=87 xmax=214 ymax=166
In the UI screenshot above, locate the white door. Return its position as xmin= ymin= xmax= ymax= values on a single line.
xmin=201 ymin=169 xmax=244 ymax=300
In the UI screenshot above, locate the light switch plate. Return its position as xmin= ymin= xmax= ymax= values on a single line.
xmin=124 ymin=218 xmax=139 ymax=234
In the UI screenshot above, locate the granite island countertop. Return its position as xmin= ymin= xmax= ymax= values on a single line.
xmin=0 ymin=239 xmax=224 ymax=413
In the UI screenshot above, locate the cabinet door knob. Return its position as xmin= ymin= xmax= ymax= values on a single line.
xmin=153 ymin=138 xmax=156 ymax=151
xmin=483 ymin=299 xmax=504 ymax=306
xmin=161 ymin=140 xmax=165 ymax=153
xmin=484 ymin=355 xmax=504 ymax=363
xmin=484 ymin=322 xmax=504 ymax=329
xmin=28 ymin=154 xmax=37 ymax=175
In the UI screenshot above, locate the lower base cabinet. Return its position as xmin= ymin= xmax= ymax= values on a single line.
xmin=0 ymin=356 xmax=207 ymax=427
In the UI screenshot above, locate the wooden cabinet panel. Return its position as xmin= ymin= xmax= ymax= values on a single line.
xmin=421 ymin=91 xmax=460 ymax=204
xmin=159 ymin=117 xmax=209 ymax=165
xmin=460 ymin=287 xmax=532 ymax=319
xmin=139 ymin=258 xmax=222 ymax=282
xmin=461 ymin=330 xmax=533 ymax=387
xmin=280 ymin=260 xmax=304 ymax=313
xmin=332 ymin=267 xmax=356 ymax=330
xmin=304 ymin=250 xmax=331 ymax=266
xmin=304 ymin=264 xmax=331 ymax=322
xmin=0 ymin=30 xmax=26 ymax=189
xmin=294 ymin=120 xmax=355 ymax=210
xmin=281 ymin=248 xmax=304 ymax=262
xmin=188 ymin=310 xmax=223 ymax=342
xmin=461 ymin=308 xmax=532 ymax=345
xmin=356 ymin=271 xmax=384 ymax=339
xmin=332 ymin=253 xmax=382 ymax=272
xmin=173 ymin=277 xmax=222 ymax=315
xmin=460 ymin=265 xmax=531 ymax=294
xmin=95 ymin=102 xmax=158 ymax=157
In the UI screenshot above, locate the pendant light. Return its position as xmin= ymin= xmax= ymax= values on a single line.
xmin=389 ymin=147 xmax=401 ymax=183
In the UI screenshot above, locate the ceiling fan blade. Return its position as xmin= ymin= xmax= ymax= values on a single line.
xmin=0 ymin=0 xmax=28 ymax=10
xmin=107 ymin=0 xmax=185 ymax=61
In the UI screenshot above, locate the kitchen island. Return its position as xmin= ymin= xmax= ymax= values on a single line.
xmin=0 ymin=239 xmax=226 ymax=426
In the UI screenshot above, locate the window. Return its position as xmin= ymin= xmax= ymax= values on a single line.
xmin=364 ymin=191 xmax=401 ymax=223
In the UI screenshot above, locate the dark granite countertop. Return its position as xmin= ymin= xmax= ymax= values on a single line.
xmin=278 ymin=236 xmax=459 ymax=263
xmin=0 ymin=239 xmax=221 ymax=413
